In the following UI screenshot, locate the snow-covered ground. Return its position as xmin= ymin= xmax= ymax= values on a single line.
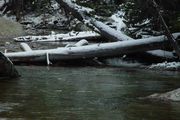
xmin=1 ymin=0 xmax=69 ymax=35
xmin=149 ymin=61 xmax=180 ymax=71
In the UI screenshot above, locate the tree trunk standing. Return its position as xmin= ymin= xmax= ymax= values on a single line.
xmin=14 ymin=0 xmax=24 ymax=21
xmin=152 ymin=0 xmax=180 ymax=59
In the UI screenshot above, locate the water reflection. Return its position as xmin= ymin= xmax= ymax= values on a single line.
xmin=0 ymin=66 xmax=180 ymax=119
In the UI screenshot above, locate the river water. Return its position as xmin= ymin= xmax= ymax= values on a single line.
xmin=0 ymin=66 xmax=180 ymax=120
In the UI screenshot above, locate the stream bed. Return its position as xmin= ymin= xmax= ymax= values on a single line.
xmin=0 ymin=66 xmax=180 ymax=120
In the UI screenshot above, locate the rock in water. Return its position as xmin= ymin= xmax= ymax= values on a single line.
xmin=0 ymin=17 xmax=24 ymax=38
xmin=146 ymin=88 xmax=180 ymax=102
xmin=0 ymin=52 xmax=19 ymax=79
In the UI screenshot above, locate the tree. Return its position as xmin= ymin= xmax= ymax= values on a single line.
xmin=121 ymin=0 xmax=180 ymax=37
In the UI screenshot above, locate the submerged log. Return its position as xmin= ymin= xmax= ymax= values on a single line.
xmin=0 ymin=52 xmax=19 ymax=78
xmin=5 ymin=33 xmax=180 ymax=63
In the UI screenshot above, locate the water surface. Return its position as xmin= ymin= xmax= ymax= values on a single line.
xmin=0 ymin=66 xmax=180 ymax=120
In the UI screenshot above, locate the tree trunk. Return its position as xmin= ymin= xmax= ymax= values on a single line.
xmin=5 ymin=33 xmax=180 ymax=63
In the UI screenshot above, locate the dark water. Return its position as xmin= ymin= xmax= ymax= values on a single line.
xmin=0 ymin=66 xmax=180 ymax=120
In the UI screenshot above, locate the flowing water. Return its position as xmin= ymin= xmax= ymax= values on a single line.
xmin=0 ymin=66 xmax=180 ymax=120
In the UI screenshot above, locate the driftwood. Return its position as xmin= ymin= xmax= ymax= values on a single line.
xmin=56 ymin=0 xmax=179 ymax=60
xmin=14 ymin=31 xmax=100 ymax=42
xmin=0 ymin=52 xmax=19 ymax=78
xmin=5 ymin=33 xmax=180 ymax=64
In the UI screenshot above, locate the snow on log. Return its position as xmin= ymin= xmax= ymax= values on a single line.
xmin=5 ymin=34 xmax=180 ymax=63
xmin=56 ymin=0 xmax=179 ymax=59
xmin=55 ymin=0 xmax=134 ymax=41
xmin=90 ymin=19 xmax=133 ymax=41
xmin=65 ymin=39 xmax=89 ymax=47
xmin=146 ymin=50 xmax=177 ymax=59
xmin=55 ymin=0 xmax=93 ymax=21
xmin=74 ymin=39 xmax=89 ymax=47
xmin=14 ymin=31 xmax=100 ymax=42
xmin=20 ymin=43 xmax=32 ymax=51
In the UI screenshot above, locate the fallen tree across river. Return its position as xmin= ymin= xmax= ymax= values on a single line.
xmin=5 ymin=33 xmax=180 ymax=64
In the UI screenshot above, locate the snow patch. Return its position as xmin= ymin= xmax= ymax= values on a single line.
xmin=149 ymin=61 xmax=180 ymax=71
xmin=110 ymin=11 xmax=126 ymax=31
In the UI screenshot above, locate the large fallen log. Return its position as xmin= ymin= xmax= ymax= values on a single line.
xmin=0 ymin=52 xmax=19 ymax=78
xmin=56 ymin=0 xmax=179 ymax=59
xmin=4 ymin=33 xmax=180 ymax=63
xmin=55 ymin=0 xmax=131 ymax=41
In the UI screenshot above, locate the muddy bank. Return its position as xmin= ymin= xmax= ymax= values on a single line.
xmin=0 ymin=17 xmax=25 ymax=39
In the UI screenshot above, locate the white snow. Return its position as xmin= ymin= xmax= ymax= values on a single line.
xmin=14 ymin=31 xmax=100 ymax=42
xmin=1 ymin=0 xmax=68 ymax=28
xmin=66 ymin=0 xmax=94 ymax=14
xmin=110 ymin=11 xmax=126 ymax=31
xmin=149 ymin=61 xmax=180 ymax=71
xmin=93 ymin=20 xmax=134 ymax=41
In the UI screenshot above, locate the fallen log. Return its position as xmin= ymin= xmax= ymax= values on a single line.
xmin=5 ymin=33 xmax=180 ymax=63
xmin=56 ymin=0 xmax=178 ymax=60
xmin=14 ymin=31 xmax=100 ymax=42
xmin=20 ymin=43 xmax=32 ymax=51
xmin=0 ymin=52 xmax=19 ymax=78
xmin=55 ymin=0 xmax=130 ymax=41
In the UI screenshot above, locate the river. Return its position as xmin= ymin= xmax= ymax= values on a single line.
xmin=0 ymin=66 xmax=180 ymax=120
